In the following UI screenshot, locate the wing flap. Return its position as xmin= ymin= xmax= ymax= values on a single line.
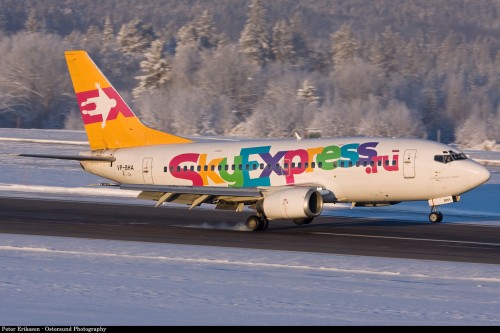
xmin=121 ymin=184 xmax=262 ymax=197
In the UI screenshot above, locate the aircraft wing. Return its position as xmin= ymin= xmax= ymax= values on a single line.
xmin=16 ymin=153 xmax=116 ymax=162
xmin=120 ymin=184 xmax=263 ymax=210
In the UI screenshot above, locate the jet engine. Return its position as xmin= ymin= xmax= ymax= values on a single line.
xmin=256 ymin=187 xmax=324 ymax=220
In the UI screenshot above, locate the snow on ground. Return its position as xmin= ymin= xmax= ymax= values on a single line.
xmin=1 ymin=234 xmax=500 ymax=326
xmin=1 ymin=128 xmax=500 ymax=325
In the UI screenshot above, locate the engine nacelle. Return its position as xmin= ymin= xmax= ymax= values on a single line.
xmin=256 ymin=187 xmax=324 ymax=220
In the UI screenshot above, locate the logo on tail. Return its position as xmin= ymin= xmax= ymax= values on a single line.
xmin=80 ymin=83 xmax=117 ymax=128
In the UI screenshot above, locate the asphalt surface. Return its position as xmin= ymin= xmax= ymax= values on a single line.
xmin=1 ymin=196 xmax=499 ymax=264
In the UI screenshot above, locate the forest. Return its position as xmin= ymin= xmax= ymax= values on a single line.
xmin=0 ymin=0 xmax=499 ymax=149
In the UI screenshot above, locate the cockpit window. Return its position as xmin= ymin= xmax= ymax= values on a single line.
xmin=434 ymin=150 xmax=468 ymax=164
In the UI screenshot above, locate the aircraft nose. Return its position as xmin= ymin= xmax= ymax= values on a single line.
xmin=467 ymin=162 xmax=491 ymax=187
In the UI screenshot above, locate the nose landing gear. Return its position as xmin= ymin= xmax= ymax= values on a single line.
xmin=429 ymin=207 xmax=443 ymax=223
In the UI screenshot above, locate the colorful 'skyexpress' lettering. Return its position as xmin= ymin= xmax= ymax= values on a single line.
xmin=167 ymin=142 xmax=400 ymax=187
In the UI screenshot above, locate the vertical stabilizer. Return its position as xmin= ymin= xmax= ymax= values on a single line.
xmin=65 ymin=50 xmax=192 ymax=150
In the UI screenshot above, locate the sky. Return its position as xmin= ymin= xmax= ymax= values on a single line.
xmin=0 ymin=128 xmax=499 ymax=326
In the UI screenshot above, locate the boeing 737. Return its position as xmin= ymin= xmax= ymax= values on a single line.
xmin=18 ymin=50 xmax=491 ymax=231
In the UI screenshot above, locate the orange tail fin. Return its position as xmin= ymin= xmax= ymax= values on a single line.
xmin=65 ymin=50 xmax=192 ymax=150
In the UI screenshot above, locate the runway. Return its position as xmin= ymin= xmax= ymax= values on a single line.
xmin=1 ymin=197 xmax=499 ymax=265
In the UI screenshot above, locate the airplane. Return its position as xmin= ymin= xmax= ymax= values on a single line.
xmin=18 ymin=50 xmax=491 ymax=231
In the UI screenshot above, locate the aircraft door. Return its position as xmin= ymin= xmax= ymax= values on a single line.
xmin=142 ymin=157 xmax=154 ymax=184
xmin=403 ymin=149 xmax=416 ymax=178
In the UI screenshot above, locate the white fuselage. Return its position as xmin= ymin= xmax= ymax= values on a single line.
xmin=81 ymin=137 xmax=490 ymax=203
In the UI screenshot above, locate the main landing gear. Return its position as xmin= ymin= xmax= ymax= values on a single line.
xmin=429 ymin=206 xmax=443 ymax=223
xmin=246 ymin=215 xmax=269 ymax=231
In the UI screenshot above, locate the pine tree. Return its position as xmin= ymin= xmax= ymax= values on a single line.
xmin=24 ymin=10 xmax=42 ymax=33
xmin=379 ymin=26 xmax=400 ymax=76
xmin=289 ymin=12 xmax=311 ymax=68
xmin=272 ymin=20 xmax=294 ymax=64
xmin=297 ymin=80 xmax=320 ymax=105
xmin=238 ymin=0 xmax=272 ymax=67
xmin=177 ymin=22 xmax=198 ymax=47
xmin=331 ymin=24 xmax=358 ymax=69
xmin=195 ymin=10 xmax=218 ymax=49
xmin=133 ymin=39 xmax=170 ymax=99
xmin=102 ymin=16 xmax=115 ymax=52
xmin=117 ymin=19 xmax=156 ymax=56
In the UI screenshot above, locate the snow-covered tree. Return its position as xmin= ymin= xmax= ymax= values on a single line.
xmin=272 ymin=20 xmax=294 ymax=64
xmin=197 ymin=44 xmax=260 ymax=124
xmin=177 ymin=10 xmax=219 ymax=50
xmin=379 ymin=26 xmax=400 ymax=76
xmin=358 ymin=98 xmax=424 ymax=138
xmin=297 ymin=79 xmax=320 ymax=105
xmin=133 ymin=39 xmax=170 ymax=99
xmin=102 ymin=16 xmax=115 ymax=52
xmin=24 ymin=10 xmax=42 ymax=34
xmin=331 ymin=24 xmax=358 ymax=69
xmin=238 ymin=0 xmax=272 ymax=67
xmin=455 ymin=114 xmax=488 ymax=148
xmin=195 ymin=10 xmax=218 ymax=49
xmin=117 ymin=19 xmax=156 ymax=56
xmin=333 ymin=58 xmax=383 ymax=103
xmin=0 ymin=32 xmax=71 ymax=128
xmin=176 ymin=22 xmax=198 ymax=47
xmin=289 ymin=12 xmax=312 ymax=69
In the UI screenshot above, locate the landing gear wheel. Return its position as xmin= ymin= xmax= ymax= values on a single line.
xmin=261 ymin=217 xmax=269 ymax=231
xmin=293 ymin=218 xmax=314 ymax=225
xmin=246 ymin=215 xmax=269 ymax=231
xmin=429 ymin=211 xmax=443 ymax=223
xmin=246 ymin=215 xmax=260 ymax=231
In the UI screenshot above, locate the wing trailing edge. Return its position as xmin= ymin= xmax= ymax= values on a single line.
xmin=17 ymin=153 xmax=116 ymax=162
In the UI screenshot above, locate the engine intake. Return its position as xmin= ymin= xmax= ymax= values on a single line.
xmin=256 ymin=187 xmax=324 ymax=220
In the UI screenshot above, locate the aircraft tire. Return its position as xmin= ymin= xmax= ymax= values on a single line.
xmin=293 ymin=218 xmax=314 ymax=225
xmin=246 ymin=215 xmax=263 ymax=231
xmin=429 ymin=212 xmax=443 ymax=223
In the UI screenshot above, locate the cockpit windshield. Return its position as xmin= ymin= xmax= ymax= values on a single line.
xmin=434 ymin=150 xmax=468 ymax=164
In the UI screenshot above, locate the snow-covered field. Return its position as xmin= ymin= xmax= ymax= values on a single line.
xmin=1 ymin=128 xmax=500 ymax=325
